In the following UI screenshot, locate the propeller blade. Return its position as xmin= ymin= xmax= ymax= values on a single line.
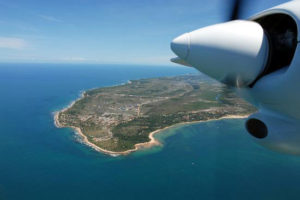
xmin=229 ymin=0 xmax=243 ymax=20
xmin=170 ymin=57 xmax=192 ymax=67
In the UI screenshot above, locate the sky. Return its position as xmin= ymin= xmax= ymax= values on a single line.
xmin=0 ymin=0 xmax=293 ymax=65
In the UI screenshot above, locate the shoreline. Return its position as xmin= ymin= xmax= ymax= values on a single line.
xmin=54 ymin=97 xmax=249 ymax=156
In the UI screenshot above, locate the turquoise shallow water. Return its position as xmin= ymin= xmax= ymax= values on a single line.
xmin=1 ymin=64 xmax=300 ymax=200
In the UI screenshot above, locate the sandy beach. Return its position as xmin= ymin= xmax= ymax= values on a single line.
xmin=54 ymin=97 xmax=249 ymax=156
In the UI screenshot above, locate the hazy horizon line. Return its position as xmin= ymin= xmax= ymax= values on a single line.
xmin=0 ymin=61 xmax=188 ymax=68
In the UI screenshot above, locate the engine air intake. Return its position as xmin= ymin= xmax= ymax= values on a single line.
xmin=246 ymin=118 xmax=268 ymax=139
xmin=254 ymin=14 xmax=297 ymax=76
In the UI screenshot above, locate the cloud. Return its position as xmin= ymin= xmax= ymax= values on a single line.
xmin=39 ymin=15 xmax=62 ymax=22
xmin=0 ymin=37 xmax=27 ymax=49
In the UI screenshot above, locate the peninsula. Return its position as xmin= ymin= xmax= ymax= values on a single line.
xmin=55 ymin=75 xmax=256 ymax=155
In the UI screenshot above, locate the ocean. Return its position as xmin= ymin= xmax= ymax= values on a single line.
xmin=1 ymin=63 xmax=300 ymax=200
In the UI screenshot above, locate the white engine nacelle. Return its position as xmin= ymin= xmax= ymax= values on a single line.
xmin=171 ymin=1 xmax=300 ymax=154
xmin=246 ymin=111 xmax=300 ymax=155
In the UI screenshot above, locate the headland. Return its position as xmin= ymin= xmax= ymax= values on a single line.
xmin=54 ymin=75 xmax=255 ymax=156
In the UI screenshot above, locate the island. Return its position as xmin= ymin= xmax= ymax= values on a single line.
xmin=54 ymin=75 xmax=256 ymax=155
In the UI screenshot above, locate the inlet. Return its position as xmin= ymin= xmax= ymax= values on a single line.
xmin=246 ymin=118 xmax=268 ymax=139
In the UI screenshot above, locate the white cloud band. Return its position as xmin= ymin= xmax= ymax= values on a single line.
xmin=0 ymin=37 xmax=27 ymax=49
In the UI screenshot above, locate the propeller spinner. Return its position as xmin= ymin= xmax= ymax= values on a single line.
xmin=171 ymin=20 xmax=269 ymax=87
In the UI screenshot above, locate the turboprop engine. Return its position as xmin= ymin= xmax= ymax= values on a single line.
xmin=170 ymin=1 xmax=300 ymax=155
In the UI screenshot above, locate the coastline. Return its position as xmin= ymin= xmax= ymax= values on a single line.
xmin=54 ymin=96 xmax=249 ymax=156
xmin=54 ymin=91 xmax=86 ymax=122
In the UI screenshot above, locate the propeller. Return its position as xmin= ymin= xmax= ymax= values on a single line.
xmin=229 ymin=0 xmax=244 ymax=20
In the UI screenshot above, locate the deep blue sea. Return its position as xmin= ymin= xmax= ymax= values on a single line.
xmin=1 ymin=64 xmax=300 ymax=200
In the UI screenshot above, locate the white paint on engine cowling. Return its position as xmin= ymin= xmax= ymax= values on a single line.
xmin=247 ymin=111 xmax=300 ymax=155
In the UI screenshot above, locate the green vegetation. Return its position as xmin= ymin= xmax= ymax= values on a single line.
xmin=57 ymin=75 xmax=256 ymax=152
